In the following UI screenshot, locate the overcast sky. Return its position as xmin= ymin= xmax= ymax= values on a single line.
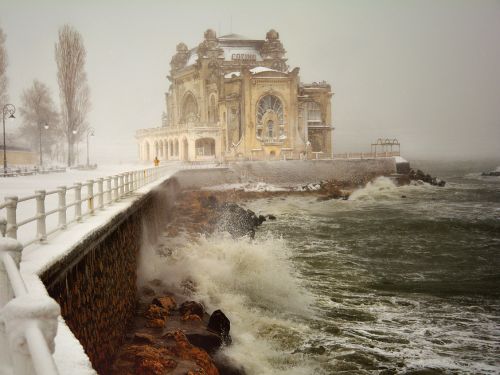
xmin=1 ymin=0 xmax=499 ymax=162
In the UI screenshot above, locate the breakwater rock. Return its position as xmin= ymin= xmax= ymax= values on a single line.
xmin=166 ymin=191 xmax=268 ymax=239
xmin=111 ymin=294 xmax=244 ymax=375
xmin=408 ymin=168 xmax=446 ymax=187
xmin=481 ymin=171 xmax=500 ymax=177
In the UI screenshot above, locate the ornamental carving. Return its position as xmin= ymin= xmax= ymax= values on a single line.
xmin=197 ymin=29 xmax=224 ymax=61
xmin=170 ymin=42 xmax=189 ymax=72
xmin=261 ymin=29 xmax=286 ymax=65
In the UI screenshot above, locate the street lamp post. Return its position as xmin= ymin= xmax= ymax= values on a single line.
xmin=2 ymin=104 xmax=16 ymax=176
xmin=72 ymin=129 xmax=78 ymax=166
xmin=86 ymin=127 xmax=95 ymax=167
xmin=39 ymin=122 xmax=49 ymax=168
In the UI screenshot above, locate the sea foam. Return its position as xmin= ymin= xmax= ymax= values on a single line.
xmin=138 ymin=231 xmax=320 ymax=374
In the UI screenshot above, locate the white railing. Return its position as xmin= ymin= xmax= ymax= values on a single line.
xmin=0 ymin=165 xmax=174 ymax=375
xmin=0 ymin=165 xmax=171 ymax=247
xmin=332 ymin=151 xmax=400 ymax=159
xmin=0 ymin=237 xmax=60 ymax=375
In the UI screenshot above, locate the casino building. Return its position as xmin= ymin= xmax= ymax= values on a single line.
xmin=136 ymin=29 xmax=334 ymax=162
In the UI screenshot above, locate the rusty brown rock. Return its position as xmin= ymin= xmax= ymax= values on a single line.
xmin=169 ymin=330 xmax=219 ymax=375
xmin=152 ymin=295 xmax=177 ymax=313
xmin=145 ymin=304 xmax=168 ymax=321
xmin=146 ymin=318 xmax=166 ymax=328
xmin=118 ymin=344 xmax=177 ymax=375
xmin=180 ymin=301 xmax=205 ymax=319
xmin=182 ymin=314 xmax=203 ymax=322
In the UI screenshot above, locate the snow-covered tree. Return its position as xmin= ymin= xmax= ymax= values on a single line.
xmin=18 ymin=80 xmax=61 ymax=162
xmin=55 ymin=24 xmax=90 ymax=166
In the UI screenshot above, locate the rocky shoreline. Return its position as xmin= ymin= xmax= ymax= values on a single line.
xmin=110 ymin=291 xmax=241 ymax=375
xmin=109 ymin=167 xmax=446 ymax=375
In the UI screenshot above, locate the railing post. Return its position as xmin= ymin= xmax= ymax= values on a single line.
xmin=113 ymin=175 xmax=119 ymax=202
xmin=106 ymin=177 xmax=112 ymax=204
xmin=97 ymin=178 xmax=104 ymax=210
xmin=130 ymin=172 xmax=135 ymax=192
xmin=35 ymin=190 xmax=47 ymax=242
xmin=0 ymin=237 xmax=23 ymax=308
xmin=119 ymin=174 xmax=124 ymax=198
xmin=57 ymin=186 xmax=67 ymax=230
xmin=74 ymin=183 xmax=82 ymax=222
xmin=143 ymin=170 xmax=147 ymax=185
xmin=0 ymin=237 xmax=23 ymax=371
xmin=86 ymin=180 xmax=94 ymax=215
xmin=5 ymin=196 xmax=18 ymax=239
xmin=124 ymin=173 xmax=129 ymax=195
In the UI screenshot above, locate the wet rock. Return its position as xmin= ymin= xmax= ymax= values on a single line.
xmin=182 ymin=314 xmax=203 ymax=322
xmin=132 ymin=333 xmax=156 ymax=345
xmin=116 ymin=344 xmax=177 ymax=375
xmin=217 ymin=203 xmax=263 ymax=238
xmin=146 ymin=318 xmax=166 ymax=328
xmin=180 ymin=301 xmax=205 ymax=319
xmin=207 ymin=310 xmax=232 ymax=345
xmin=258 ymin=215 xmax=267 ymax=224
xmin=152 ymin=295 xmax=177 ymax=313
xmin=167 ymin=330 xmax=219 ymax=375
xmin=408 ymin=169 xmax=446 ymax=187
xmin=267 ymin=214 xmax=276 ymax=220
xmin=214 ymin=353 xmax=247 ymax=375
xmin=186 ymin=329 xmax=223 ymax=355
xmin=482 ymin=171 xmax=500 ymax=176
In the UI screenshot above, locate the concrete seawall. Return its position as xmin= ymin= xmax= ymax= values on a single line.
xmin=35 ymin=157 xmax=399 ymax=373
xmin=175 ymin=158 xmax=397 ymax=189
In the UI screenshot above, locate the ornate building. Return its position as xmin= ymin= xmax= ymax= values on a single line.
xmin=136 ymin=29 xmax=333 ymax=162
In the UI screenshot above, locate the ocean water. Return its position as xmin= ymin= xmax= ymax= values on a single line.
xmin=139 ymin=165 xmax=500 ymax=374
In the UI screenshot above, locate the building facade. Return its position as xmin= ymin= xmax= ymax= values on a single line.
xmin=136 ymin=29 xmax=333 ymax=162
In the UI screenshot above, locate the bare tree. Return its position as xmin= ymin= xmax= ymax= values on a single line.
xmin=0 ymin=25 xmax=8 ymax=109
xmin=18 ymin=80 xmax=60 ymax=163
xmin=55 ymin=24 xmax=90 ymax=166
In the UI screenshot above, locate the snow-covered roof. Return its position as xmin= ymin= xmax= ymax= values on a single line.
xmin=219 ymin=33 xmax=254 ymax=40
xmin=224 ymin=67 xmax=285 ymax=79
xmin=250 ymin=66 xmax=281 ymax=74
xmin=224 ymin=71 xmax=241 ymax=79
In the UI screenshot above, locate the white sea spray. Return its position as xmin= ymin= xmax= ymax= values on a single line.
xmin=138 ymin=230 xmax=321 ymax=374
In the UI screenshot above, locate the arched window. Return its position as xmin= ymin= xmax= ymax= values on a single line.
xmin=195 ymin=138 xmax=216 ymax=156
xmin=256 ymin=95 xmax=284 ymax=140
xmin=182 ymin=93 xmax=198 ymax=123
xmin=208 ymin=94 xmax=217 ymax=124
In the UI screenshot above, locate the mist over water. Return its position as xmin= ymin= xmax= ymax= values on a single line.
xmin=139 ymin=165 xmax=500 ymax=374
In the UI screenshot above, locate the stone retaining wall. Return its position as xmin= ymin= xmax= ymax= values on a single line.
xmin=41 ymin=179 xmax=179 ymax=374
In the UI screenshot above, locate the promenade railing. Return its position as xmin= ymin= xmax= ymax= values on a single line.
xmin=0 ymin=164 xmax=172 ymax=375
xmin=0 ymin=165 xmax=171 ymax=247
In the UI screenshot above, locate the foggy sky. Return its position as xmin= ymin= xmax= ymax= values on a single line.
xmin=1 ymin=0 xmax=499 ymax=162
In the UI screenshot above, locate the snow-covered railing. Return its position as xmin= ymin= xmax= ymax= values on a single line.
xmin=0 ymin=165 xmax=171 ymax=248
xmin=0 ymin=165 xmax=173 ymax=375
xmin=0 ymin=237 xmax=61 ymax=375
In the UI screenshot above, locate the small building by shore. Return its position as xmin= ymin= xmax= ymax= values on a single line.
xmin=0 ymin=144 xmax=37 ymax=166
xmin=136 ymin=29 xmax=334 ymax=162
